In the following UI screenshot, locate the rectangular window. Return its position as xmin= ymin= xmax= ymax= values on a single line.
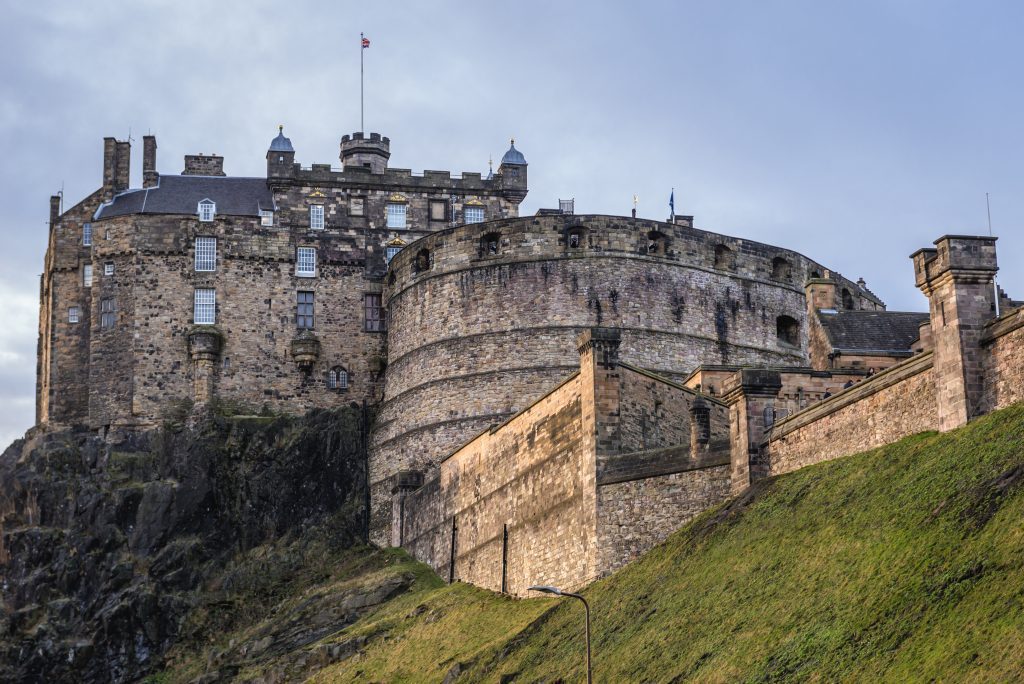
xmin=104 ymin=262 xmax=114 ymax=276
xmin=68 ymin=306 xmax=79 ymax=323
xmin=350 ymin=197 xmax=365 ymax=216
xmin=465 ymin=206 xmax=485 ymax=224
xmin=260 ymin=210 xmax=274 ymax=227
xmin=310 ymin=205 xmax=325 ymax=230
xmin=100 ymin=298 xmax=116 ymax=329
xmin=364 ymin=293 xmax=385 ymax=332
xmin=386 ymin=203 xmax=407 ymax=229
xmin=385 ymin=246 xmax=402 ymax=264
xmin=296 ymin=291 xmax=314 ymax=329
xmin=82 ymin=223 xmax=92 ymax=246
xmin=194 ymin=288 xmax=216 ymax=325
xmin=195 ymin=237 xmax=216 ymax=271
xmin=429 ymin=200 xmax=447 ymax=222
xmin=296 ymin=247 xmax=316 ymax=277
xmin=83 ymin=264 xmax=93 ymax=287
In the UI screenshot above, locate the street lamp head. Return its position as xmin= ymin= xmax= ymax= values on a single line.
xmin=528 ymin=585 xmax=564 ymax=596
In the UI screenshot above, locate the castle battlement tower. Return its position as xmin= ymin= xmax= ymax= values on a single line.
xmin=340 ymin=132 xmax=391 ymax=173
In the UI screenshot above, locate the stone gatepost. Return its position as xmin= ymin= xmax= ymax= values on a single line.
xmin=187 ymin=326 xmax=223 ymax=404
xmin=912 ymin=235 xmax=998 ymax=431
xmin=723 ymin=369 xmax=782 ymax=494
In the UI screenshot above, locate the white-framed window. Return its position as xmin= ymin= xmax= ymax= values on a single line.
xmin=464 ymin=206 xmax=485 ymax=224
xmin=104 ymin=262 xmax=114 ymax=276
xmin=68 ymin=306 xmax=80 ymax=323
xmin=194 ymin=288 xmax=216 ymax=325
xmin=195 ymin=237 xmax=216 ymax=271
xmin=310 ymin=205 xmax=325 ymax=230
xmin=100 ymin=298 xmax=116 ymax=328
xmin=83 ymin=264 xmax=93 ymax=287
xmin=385 ymin=246 xmax=403 ymax=264
xmin=296 ymin=247 xmax=316 ymax=277
xmin=82 ymin=223 xmax=92 ymax=246
xmin=386 ymin=203 xmax=407 ymax=229
xmin=260 ymin=210 xmax=274 ymax=227
xmin=327 ymin=366 xmax=349 ymax=390
xmin=198 ymin=199 xmax=215 ymax=222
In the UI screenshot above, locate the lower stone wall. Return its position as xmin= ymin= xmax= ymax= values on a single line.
xmin=766 ymin=352 xmax=937 ymax=476
xmin=596 ymin=458 xmax=731 ymax=574
xmin=981 ymin=308 xmax=1024 ymax=414
xmin=400 ymin=373 xmax=595 ymax=596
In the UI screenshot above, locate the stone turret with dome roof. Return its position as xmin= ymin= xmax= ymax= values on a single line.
xmin=266 ymin=125 xmax=296 ymax=178
xmin=498 ymin=138 xmax=528 ymax=204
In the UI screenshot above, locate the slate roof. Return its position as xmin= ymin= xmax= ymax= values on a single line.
xmin=501 ymin=141 xmax=526 ymax=165
xmin=816 ymin=310 xmax=930 ymax=353
xmin=269 ymin=127 xmax=294 ymax=152
xmin=95 ymin=176 xmax=274 ymax=220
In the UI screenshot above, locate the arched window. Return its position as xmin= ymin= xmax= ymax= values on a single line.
xmin=771 ymin=256 xmax=792 ymax=281
xmin=415 ymin=248 xmax=431 ymax=273
xmin=714 ymin=244 xmax=735 ymax=271
xmin=776 ymin=315 xmax=799 ymax=347
xmin=480 ymin=232 xmax=501 ymax=256
xmin=327 ymin=366 xmax=349 ymax=390
xmin=646 ymin=230 xmax=667 ymax=255
xmin=841 ymin=288 xmax=855 ymax=310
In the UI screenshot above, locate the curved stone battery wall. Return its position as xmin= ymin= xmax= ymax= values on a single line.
xmin=369 ymin=214 xmax=856 ymax=538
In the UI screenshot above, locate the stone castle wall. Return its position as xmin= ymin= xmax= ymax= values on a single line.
xmin=400 ymin=372 xmax=595 ymax=595
xmin=763 ymin=353 xmax=937 ymax=477
xmin=980 ymin=307 xmax=1024 ymax=414
xmin=371 ymin=214 xmax=870 ymax=540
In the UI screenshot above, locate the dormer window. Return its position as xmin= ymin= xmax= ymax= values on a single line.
xmin=198 ymin=199 xmax=215 ymax=222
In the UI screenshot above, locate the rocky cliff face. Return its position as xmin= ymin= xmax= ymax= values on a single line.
xmin=0 ymin=407 xmax=368 ymax=683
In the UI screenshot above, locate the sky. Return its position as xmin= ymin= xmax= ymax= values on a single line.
xmin=1 ymin=0 xmax=1022 ymax=448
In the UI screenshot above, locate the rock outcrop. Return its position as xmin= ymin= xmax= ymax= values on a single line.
xmin=0 ymin=407 xmax=368 ymax=683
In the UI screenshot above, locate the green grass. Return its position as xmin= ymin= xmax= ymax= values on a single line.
xmin=159 ymin=402 xmax=1024 ymax=682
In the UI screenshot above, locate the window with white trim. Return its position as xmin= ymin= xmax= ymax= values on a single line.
xmin=310 ymin=205 xmax=325 ymax=230
xmin=327 ymin=366 xmax=349 ymax=390
xmin=296 ymin=291 xmax=314 ymax=329
xmin=68 ymin=306 xmax=79 ymax=323
xmin=464 ymin=206 xmax=485 ymax=224
xmin=195 ymin=237 xmax=216 ymax=271
xmin=104 ymin=262 xmax=114 ymax=276
xmin=194 ymin=288 xmax=216 ymax=325
xmin=82 ymin=223 xmax=92 ymax=246
xmin=386 ymin=203 xmax=407 ymax=229
xmin=198 ymin=200 xmax=215 ymax=222
xmin=83 ymin=264 xmax=93 ymax=287
xmin=296 ymin=247 xmax=316 ymax=277
xmin=260 ymin=210 xmax=274 ymax=227
xmin=385 ymin=245 xmax=402 ymax=264
xmin=100 ymin=298 xmax=116 ymax=328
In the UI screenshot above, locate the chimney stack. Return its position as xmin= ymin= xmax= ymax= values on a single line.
xmin=49 ymin=195 xmax=61 ymax=230
xmin=143 ymin=135 xmax=158 ymax=188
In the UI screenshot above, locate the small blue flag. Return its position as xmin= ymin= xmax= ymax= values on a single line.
xmin=669 ymin=189 xmax=675 ymax=215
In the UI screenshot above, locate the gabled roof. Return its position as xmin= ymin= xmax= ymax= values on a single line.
xmin=816 ymin=309 xmax=930 ymax=353
xmin=95 ymin=175 xmax=274 ymax=220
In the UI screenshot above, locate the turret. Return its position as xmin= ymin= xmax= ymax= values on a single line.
xmin=498 ymin=138 xmax=528 ymax=205
xmin=266 ymin=125 xmax=296 ymax=179
xmin=339 ymin=132 xmax=390 ymax=173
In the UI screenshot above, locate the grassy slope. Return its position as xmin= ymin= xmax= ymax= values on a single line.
xmin=310 ymin=402 xmax=1024 ymax=682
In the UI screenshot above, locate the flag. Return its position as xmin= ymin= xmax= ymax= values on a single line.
xmin=362 ymin=37 xmax=370 ymax=48
xmin=669 ymin=189 xmax=675 ymax=215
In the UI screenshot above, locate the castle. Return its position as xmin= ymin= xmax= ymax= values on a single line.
xmin=37 ymin=130 xmax=1024 ymax=596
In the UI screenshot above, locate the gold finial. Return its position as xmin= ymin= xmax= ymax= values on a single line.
xmin=510 ymin=137 xmax=515 ymax=146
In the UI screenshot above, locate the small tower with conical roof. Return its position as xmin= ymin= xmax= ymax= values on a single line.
xmin=267 ymin=125 xmax=295 ymax=179
xmin=498 ymin=138 xmax=528 ymax=205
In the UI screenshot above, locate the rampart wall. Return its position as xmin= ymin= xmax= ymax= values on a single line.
xmin=980 ymin=307 xmax=1024 ymax=414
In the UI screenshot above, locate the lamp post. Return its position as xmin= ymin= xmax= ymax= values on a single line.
xmin=528 ymin=585 xmax=592 ymax=684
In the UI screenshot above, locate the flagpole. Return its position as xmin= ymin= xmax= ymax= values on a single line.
xmin=360 ymin=32 xmax=365 ymax=133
